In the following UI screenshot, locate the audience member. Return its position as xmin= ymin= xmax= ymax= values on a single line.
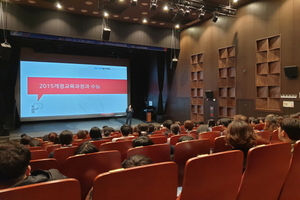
xmin=49 ymin=130 xmax=73 ymax=158
xmin=137 ymin=123 xmax=149 ymax=136
xmin=208 ymin=119 xmax=216 ymax=127
xmin=162 ymin=120 xmax=173 ymax=136
xmin=147 ymin=123 xmax=155 ymax=135
xmin=132 ymin=136 xmax=154 ymax=147
xmin=170 ymin=124 xmax=180 ymax=135
xmin=196 ymin=124 xmax=210 ymax=134
xmin=263 ymin=114 xmax=278 ymax=132
xmin=48 ymin=132 xmax=59 ymax=144
xmin=178 ymin=135 xmax=195 ymax=143
xmin=103 ymin=127 xmax=115 ymax=137
xmin=76 ymin=130 xmax=88 ymax=139
xmin=20 ymin=135 xmax=32 ymax=146
xmin=233 ymin=114 xmax=249 ymax=123
xmin=29 ymin=139 xmax=41 ymax=147
xmin=0 ymin=142 xmax=66 ymax=189
xmin=74 ymin=141 xmax=99 ymax=155
xmin=219 ymin=118 xmax=232 ymax=135
xmin=121 ymin=154 xmax=153 ymax=168
xmin=112 ymin=124 xmax=134 ymax=142
xmin=89 ymin=127 xmax=102 ymax=141
xmin=183 ymin=120 xmax=194 ymax=132
xmin=278 ymin=118 xmax=300 ymax=152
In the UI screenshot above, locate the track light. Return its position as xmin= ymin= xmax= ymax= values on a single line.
xmin=150 ymin=0 xmax=157 ymax=10
xmin=184 ymin=7 xmax=190 ymax=16
xmin=212 ymin=13 xmax=218 ymax=23
xmin=131 ymin=0 xmax=137 ymax=6
xmin=198 ymin=9 xmax=205 ymax=20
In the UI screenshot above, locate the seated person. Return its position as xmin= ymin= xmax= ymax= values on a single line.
xmin=178 ymin=135 xmax=194 ymax=142
xmin=74 ymin=141 xmax=99 ymax=155
xmin=89 ymin=127 xmax=102 ymax=141
xmin=183 ymin=120 xmax=194 ymax=133
xmin=278 ymin=118 xmax=300 ymax=153
xmin=0 ymin=142 xmax=66 ymax=189
xmin=218 ymin=118 xmax=233 ymax=135
xmin=132 ymin=136 xmax=154 ymax=147
xmin=20 ymin=135 xmax=32 ymax=146
xmin=49 ymin=130 xmax=73 ymax=158
xmin=103 ymin=127 xmax=115 ymax=138
xmin=162 ymin=120 xmax=173 ymax=136
xmin=147 ymin=123 xmax=155 ymax=135
xmin=121 ymin=154 xmax=153 ymax=168
xmin=29 ymin=139 xmax=42 ymax=147
xmin=112 ymin=124 xmax=134 ymax=142
xmin=196 ymin=124 xmax=210 ymax=134
xmin=48 ymin=132 xmax=59 ymax=144
xmin=76 ymin=130 xmax=88 ymax=140
xmin=137 ymin=123 xmax=149 ymax=136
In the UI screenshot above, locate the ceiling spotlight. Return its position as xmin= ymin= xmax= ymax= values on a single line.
xmin=143 ymin=19 xmax=147 ymax=23
xmin=131 ymin=0 xmax=137 ymax=6
xmin=175 ymin=24 xmax=180 ymax=29
xmin=198 ymin=9 xmax=205 ymax=20
xmin=212 ymin=13 xmax=218 ymax=23
xmin=184 ymin=8 xmax=190 ymax=16
xmin=163 ymin=5 xmax=168 ymax=11
xmin=150 ymin=0 xmax=157 ymax=10
xmin=56 ymin=2 xmax=62 ymax=9
xmin=168 ymin=6 xmax=174 ymax=14
xmin=104 ymin=12 xmax=109 ymax=17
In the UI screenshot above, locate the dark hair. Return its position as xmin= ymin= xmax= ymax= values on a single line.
xmin=264 ymin=114 xmax=278 ymax=132
xmin=74 ymin=141 xmax=99 ymax=155
xmin=233 ymin=115 xmax=249 ymax=123
xmin=184 ymin=120 xmax=194 ymax=131
xmin=225 ymin=120 xmax=256 ymax=149
xmin=138 ymin=123 xmax=149 ymax=133
xmin=103 ymin=127 xmax=115 ymax=137
xmin=89 ymin=127 xmax=102 ymax=139
xmin=59 ymin=130 xmax=73 ymax=146
xmin=197 ymin=124 xmax=210 ymax=134
xmin=20 ymin=135 xmax=32 ymax=145
xmin=29 ymin=139 xmax=41 ymax=147
xmin=219 ymin=118 xmax=233 ymax=128
xmin=281 ymin=118 xmax=300 ymax=141
xmin=170 ymin=124 xmax=180 ymax=135
xmin=121 ymin=154 xmax=153 ymax=168
xmin=48 ymin=132 xmax=59 ymax=144
xmin=148 ymin=123 xmax=155 ymax=133
xmin=76 ymin=130 xmax=87 ymax=139
xmin=120 ymin=124 xmax=132 ymax=136
xmin=178 ymin=135 xmax=194 ymax=143
xmin=132 ymin=136 xmax=154 ymax=147
xmin=0 ymin=142 xmax=31 ymax=186
xmin=163 ymin=120 xmax=173 ymax=130
xmin=208 ymin=119 xmax=216 ymax=127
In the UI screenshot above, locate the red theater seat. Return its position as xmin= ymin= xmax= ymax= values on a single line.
xmin=29 ymin=158 xmax=59 ymax=171
xmin=99 ymin=140 xmax=133 ymax=162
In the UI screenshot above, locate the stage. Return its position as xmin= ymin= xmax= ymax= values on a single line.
xmin=9 ymin=117 xmax=144 ymax=140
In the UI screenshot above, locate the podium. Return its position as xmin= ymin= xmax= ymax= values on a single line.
xmin=146 ymin=112 xmax=152 ymax=122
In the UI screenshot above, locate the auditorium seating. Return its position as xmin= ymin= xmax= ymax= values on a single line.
xmin=211 ymin=125 xmax=224 ymax=132
xmin=148 ymin=135 xmax=167 ymax=144
xmin=65 ymin=150 xmax=121 ymax=200
xmin=99 ymin=140 xmax=133 ymax=162
xmin=177 ymin=150 xmax=243 ymax=200
xmin=46 ymin=144 xmax=61 ymax=154
xmin=0 ymin=179 xmax=81 ymax=200
xmin=92 ymin=162 xmax=178 ymax=200
xmin=278 ymin=141 xmax=300 ymax=200
xmin=270 ymin=129 xmax=282 ymax=143
xmin=173 ymin=139 xmax=210 ymax=186
xmin=30 ymin=149 xmax=49 ymax=160
xmin=254 ymin=123 xmax=265 ymax=131
xmin=28 ymin=146 xmax=42 ymax=151
xmin=169 ymin=134 xmax=187 ymax=146
xmin=53 ymin=146 xmax=77 ymax=174
xmin=127 ymin=143 xmax=171 ymax=163
xmin=212 ymin=136 xmax=232 ymax=153
xmin=89 ymin=139 xmax=110 ymax=149
xmin=198 ymin=131 xmax=221 ymax=148
xmin=29 ymin=158 xmax=59 ymax=171
xmin=255 ymin=131 xmax=271 ymax=145
xmin=236 ymin=142 xmax=291 ymax=200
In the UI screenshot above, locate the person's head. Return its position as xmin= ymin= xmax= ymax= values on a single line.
xmin=121 ymin=154 xmax=153 ymax=168
xmin=170 ymin=124 xmax=180 ymax=135
xmin=120 ymin=124 xmax=132 ymax=136
xmin=132 ymin=136 xmax=154 ymax=147
xmin=197 ymin=124 xmax=210 ymax=134
xmin=89 ymin=127 xmax=102 ymax=139
xmin=0 ymin=142 xmax=31 ymax=189
xmin=128 ymin=105 xmax=131 ymax=108
xmin=137 ymin=123 xmax=149 ymax=136
xmin=76 ymin=130 xmax=87 ymax=139
xmin=29 ymin=139 xmax=41 ymax=147
xmin=20 ymin=135 xmax=32 ymax=145
xmin=174 ymin=121 xmax=181 ymax=126
xmin=59 ymin=130 xmax=73 ymax=146
xmin=279 ymin=118 xmax=300 ymax=143
xmin=162 ymin=120 xmax=173 ymax=130
xmin=178 ymin=135 xmax=195 ymax=142
xmin=233 ymin=115 xmax=249 ymax=123
xmin=48 ymin=132 xmax=59 ymax=144
xmin=74 ymin=141 xmax=99 ymax=155
xmin=225 ymin=120 xmax=256 ymax=149
xmin=208 ymin=119 xmax=216 ymax=127
xmin=264 ymin=114 xmax=278 ymax=132
xmin=219 ymin=118 xmax=233 ymax=128
xmin=184 ymin=120 xmax=194 ymax=131
xmin=103 ymin=127 xmax=115 ymax=137
xmin=148 ymin=123 xmax=155 ymax=133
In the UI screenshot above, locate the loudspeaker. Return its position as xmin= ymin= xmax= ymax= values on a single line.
xmin=102 ymin=27 xmax=111 ymax=41
xmin=205 ymin=90 xmax=214 ymax=99
xmin=0 ymin=43 xmax=11 ymax=60
xmin=284 ymin=66 xmax=298 ymax=78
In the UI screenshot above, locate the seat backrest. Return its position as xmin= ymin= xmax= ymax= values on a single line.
xmin=0 ymin=178 xmax=81 ymax=200
xmin=127 ymin=143 xmax=171 ymax=163
xmin=254 ymin=123 xmax=265 ymax=131
xmin=92 ymin=162 xmax=178 ymax=200
xmin=65 ymin=150 xmax=121 ymax=200
xmin=30 ymin=149 xmax=49 ymax=160
xmin=28 ymin=146 xmax=42 ymax=151
xmin=169 ymin=134 xmax=187 ymax=146
xmin=89 ymin=139 xmax=110 ymax=149
xmin=29 ymin=158 xmax=59 ymax=171
xmin=255 ymin=131 xmax=271 ymax=145
xmin=270 ymin=129 xmax=283 ymax=143
xmin=178 ymin=150 xmax=243 ymax=200
xmin=173 ymin=139 xmax=210 ymax=186
xmin=278 ymin=141 xmax=300 ymax=200
xmin=213 ymin=136 xmax=232 ymax=153
xmin=211 ymin=125 xmax=224 ymax=132
xmin=236 ymin=142 xmax=291 ymax=200
xmin=46 ymin=144 xmax=61 ymax=154
xmin=198 ymin=131 xmax=221 ymax=148
xmin=99 ymin=140 xmax=133 ymax=162
xmin=53 ymin=146 xmax=77 ymax=173
xmin=148 ymin=135 xmax=167 ymax=144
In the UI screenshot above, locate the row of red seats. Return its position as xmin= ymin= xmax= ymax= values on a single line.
xmin=0 ymin=142 xmax=298 ymax=200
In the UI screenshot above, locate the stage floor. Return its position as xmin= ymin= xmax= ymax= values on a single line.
xmin=9 ymin=117 xmax=144 ymax=140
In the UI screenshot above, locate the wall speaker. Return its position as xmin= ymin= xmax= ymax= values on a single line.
xmin=284 ymin=66 xmax=298 ymax=78
xmin=0 ymin=43 xmax=11 ymax=60
xmin=102 ymin=27 xmax=111 ymax=41
xmin=205 ymin=90 xmax=214 ymax=99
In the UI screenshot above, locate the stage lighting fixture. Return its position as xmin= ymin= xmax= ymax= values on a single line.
xmin=184 ymin=8 xmax=190 ymax=16
xmin=131 ymin=0 xmax=137 ymax=6
xmin=150 ymin=0 xmax=157 ymax=10
xmin=198 ymin=10 xmax=205 ymax=20
xmin=168 ymin=6 xmax=174 ymax=13
xmin=212 ymin=13 xmax=218 ymax=23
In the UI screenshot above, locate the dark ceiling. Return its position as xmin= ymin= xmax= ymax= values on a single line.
xmin=10 ymin=0 xmax=252 ymax=29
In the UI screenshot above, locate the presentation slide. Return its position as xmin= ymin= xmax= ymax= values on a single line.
xmin=19 ymin=61 xmax=128 ymax=121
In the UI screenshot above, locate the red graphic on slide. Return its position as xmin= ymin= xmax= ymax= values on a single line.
xmin=28 ymin=77 xmax=127 ymax=100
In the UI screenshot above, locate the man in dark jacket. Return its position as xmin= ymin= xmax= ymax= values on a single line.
xmin=0 ymin=141 xmax=66 ymax=189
